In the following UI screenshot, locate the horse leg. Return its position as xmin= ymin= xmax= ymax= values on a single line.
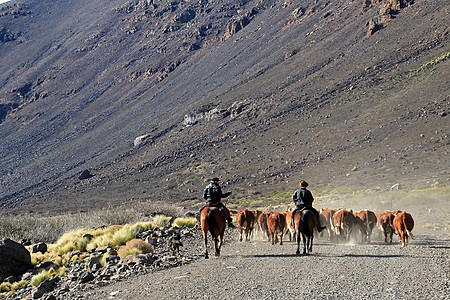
xmin=203 ymin=233 xmax=209 ymax=259
xmin=214 ymin=235 xmax=221 ymax=257
xmin=302 ymin=233 xmax=307 ymax=255
xmin=308 ymin=235 xmax=314 ymax=253
xmin=296 ymin=231 xmax=301 ymax=255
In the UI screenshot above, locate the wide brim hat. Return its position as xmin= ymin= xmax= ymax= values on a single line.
xmin=299 ymin=180 xmax=309 ymax=188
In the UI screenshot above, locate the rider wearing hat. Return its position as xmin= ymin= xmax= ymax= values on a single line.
xmin=292 ymin=180 xmax=326 ymax=232
xmin=201 ymin=177 xmax=235 ymax=228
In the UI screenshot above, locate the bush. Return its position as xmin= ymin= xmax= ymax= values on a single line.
xmin=153 ymin=215 xmax=172 ymax=228
xmin=30 ymin=270 xmax=52 ymax=287
xmin=172 ymin=217 xmax=197 ymax=228
xmin=117 ymin=239 xmax=153 ymax=259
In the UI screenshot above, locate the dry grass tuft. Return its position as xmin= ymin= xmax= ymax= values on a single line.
xmin=117 ymin=239 xmax=154 ymax=259
xmin=172 ymin=217 xmax=197 ymax=228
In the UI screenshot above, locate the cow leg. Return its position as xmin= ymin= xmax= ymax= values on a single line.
xmin=279 ymin=232 xmax=283 ymax=245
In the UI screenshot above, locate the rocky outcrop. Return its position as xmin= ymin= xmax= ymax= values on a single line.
xmin=366 ymin=0 xmax=415 ymax=36
xmin=0 ymin=238 xmax=31 ymax=282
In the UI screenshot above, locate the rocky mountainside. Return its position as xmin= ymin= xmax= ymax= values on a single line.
xmin=0 ymin=0 xmax=448 ymax=214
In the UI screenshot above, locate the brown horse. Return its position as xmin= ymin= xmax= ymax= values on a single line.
xmin=200 ymin=207 xmax=226 ymax=259
xmin=293 ymin=208 xmax=317 ymax=255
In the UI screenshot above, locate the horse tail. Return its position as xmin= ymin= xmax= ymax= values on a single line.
xmin=206 ymin=209 xmax=218 ymax=236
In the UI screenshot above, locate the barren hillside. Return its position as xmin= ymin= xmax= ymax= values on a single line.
xmin=0 ymin=0 xmax=448 ymax=214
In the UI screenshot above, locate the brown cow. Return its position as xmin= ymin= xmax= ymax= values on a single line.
xmin=333 ymin=209 xmax=367 ymax=242
xmin=236 ymin=209 xmax=255 ymax=242
xmin=284 ymin=210 xmax=296 ymax=242
xmin=267 ymin=212 xmax=286 ymax=245
xmin=252 ymin=209 xmax=263 ymax=238
xmin=320 ymin=208 xmax=337 ymax=240
xmin=258 ymin=210 xmax=273 ymax=242
xmin=393 ymin=211 xmax=415 ymax=247
xmin=356 ymin=210 xmax=378 ymax=243
xmin=379 ymin=212 xmax=395 ymax=243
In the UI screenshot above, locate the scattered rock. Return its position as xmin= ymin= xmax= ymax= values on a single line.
xmin=31 ymin=242 xmax=47 ymax=254
xmin=78 ymin=170 xmax=93 ymax=180
xmin=32 ymin=277 xmax=59 ymax=299
xmin=78 ymin=271 xmax=95 ymax=283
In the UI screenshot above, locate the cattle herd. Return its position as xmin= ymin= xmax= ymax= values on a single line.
xmin=235 ymin=208 xmax=415 ymax=251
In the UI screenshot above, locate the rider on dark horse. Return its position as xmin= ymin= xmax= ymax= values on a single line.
xmin=292 ymin=180 xmax=326 ymax=233
xmin=200 ymin=177 xmax=235 ymax=228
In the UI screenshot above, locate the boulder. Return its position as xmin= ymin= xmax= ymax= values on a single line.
xmin=0 ymin=238 xmax=32 ymax=281
xmin=78 ymin=271 xmax=95 ymax=283
xmin=32 ymin=277 xmax=59 ymax=299
xmin=78 ymin=170 xmax=93 ymax=180
xmin=31 ymin=242 xmax=47 ymax=254
xmin=134 ymin=134 xmax=151 ymax=147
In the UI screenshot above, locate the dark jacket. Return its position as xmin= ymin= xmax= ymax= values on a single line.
xmin=203 ymin=182 xmax=231 ymax=204
xmin=293 ymin=188 xmax=314 ymax=207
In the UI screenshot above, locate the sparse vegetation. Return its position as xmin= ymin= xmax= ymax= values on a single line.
xmin=117 ymin=239 xmax=154 ymax=259
xmin=29 ymin=270 xmax=52 ymax=287
xmin=0 ymin=201 xmax=180 ymax=244
xmin=172 ymin=217 xmax=197 ymax=228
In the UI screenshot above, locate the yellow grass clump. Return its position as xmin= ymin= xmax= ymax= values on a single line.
xmin=152 ymin=215 xmax=172 ymax=228
xmin=0 ymin=282 xmax=11 ymax=293
xmin=30 ymin=270 xmax=52 ymax=287
xmin=117 ymin=239 xmax=154 ymax=259
xmin=172 ymin=217 xmax=197 ymax=228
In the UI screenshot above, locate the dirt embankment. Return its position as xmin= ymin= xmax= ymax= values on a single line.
xmin=79 ymin=231 xmax=449 ymax=299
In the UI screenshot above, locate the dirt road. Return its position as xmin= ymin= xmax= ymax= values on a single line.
xmin=80 ymin=232 xmax=449 ymax=299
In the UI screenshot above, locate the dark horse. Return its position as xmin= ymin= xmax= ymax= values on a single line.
xmin=293 ymin=208 xmax=317 ymax=255
xmin=200 ymin=207 xmax=226 ymax=259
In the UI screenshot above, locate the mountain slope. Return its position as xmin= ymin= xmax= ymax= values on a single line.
xmin=0 ymin=0 xmax=448 ymax=214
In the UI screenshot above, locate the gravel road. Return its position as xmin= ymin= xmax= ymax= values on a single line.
xmin=79 ymin=230 xmax=449 ymax=299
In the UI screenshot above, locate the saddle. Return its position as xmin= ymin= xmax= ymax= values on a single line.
xmin=202 ymin=203 xmax=229 ymax=219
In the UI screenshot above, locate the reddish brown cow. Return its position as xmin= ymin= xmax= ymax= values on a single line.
xmin=236 ymin=209 xmax=255 ymax=242
xmin=393 ymin=211 xmax=415 ymax=247
xmin=258 ymin=210 xmax=273 ymax=242
xmin=320 ymin=208 xmax=337 ymax=240
xmin=252 ymin=209 xmax=263 ymax=237
xmin=267 ymin=212 xmax=286 ymax=245
xmin=356 ymin=210 xmax=378 ymax=243
xmin=284 ymin=210 xmax=296 ymax=242
xmin=333 ymin=209 xmax=367 ymax=242
xmin=379 ymin=212 xmax=395 ymax=243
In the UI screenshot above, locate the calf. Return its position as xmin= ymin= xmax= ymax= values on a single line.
xmin=267 ymin=212 xmax=286 ymax=245
xmin=393 ymin=211 xmax=415 ymax=247
xmin=236 ymin=209 xmax=255 ymax=242
xmin=356 ymin=210 xmax=377 ymax=243
xmin=379 ymin=212 xmax=395 ymax=243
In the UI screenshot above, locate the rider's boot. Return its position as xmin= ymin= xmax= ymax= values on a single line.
xmin=227 ymin=217 xmax=235 ymax=228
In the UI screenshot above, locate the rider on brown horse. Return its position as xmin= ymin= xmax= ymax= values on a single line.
xmin=200 ymin=177 xmax=235 ymax=228
xmin=292 ymin=180 xmax=326 ymax=233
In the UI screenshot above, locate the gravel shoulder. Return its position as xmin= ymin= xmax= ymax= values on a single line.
xmin=79 ymin=231 xmax=449 ymax=299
